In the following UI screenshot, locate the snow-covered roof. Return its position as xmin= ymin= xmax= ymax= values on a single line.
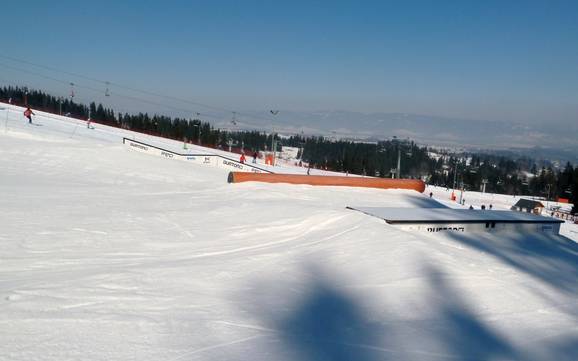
xmin=348 ymin=207 xmax=563 ymax=224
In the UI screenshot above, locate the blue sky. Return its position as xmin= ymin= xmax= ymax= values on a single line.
xmin=1 ymin=0 xmax=577 ymax=125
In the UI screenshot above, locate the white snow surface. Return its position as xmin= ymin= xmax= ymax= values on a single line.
xmin=1 ymin=105 xmax=578 ymax=361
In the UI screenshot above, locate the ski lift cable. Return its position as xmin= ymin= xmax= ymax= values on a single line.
xmin=0 ymin=53 xmax=277 ymax=123
xmin=0 ymin=61 xmax=76 ymax=87
xmin=0 ymin=61 xmax=214 ymax=116
xmin=0 ymin=70 xmax=222 ymax=123
xmin=0 ymin=61 xmax=112 ymax=98
xmin=107 ymin=91 xmax=198 ymax=115
xmin=0 ymin=60 xmax=273 ymax=127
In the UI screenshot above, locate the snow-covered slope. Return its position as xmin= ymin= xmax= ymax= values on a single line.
xmin=1 ymin=106 xmax=578 ymax=360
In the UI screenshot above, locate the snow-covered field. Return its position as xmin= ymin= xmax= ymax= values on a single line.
xmin=1 ymin=105 xmax=578 ymax=360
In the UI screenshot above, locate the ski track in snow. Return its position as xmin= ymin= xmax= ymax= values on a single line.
xmin=167 ymin=335 xmax=265 ymax=360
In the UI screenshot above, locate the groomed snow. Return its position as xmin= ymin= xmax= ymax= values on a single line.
xmin=1 ymin=105 xmax=578 ymax=360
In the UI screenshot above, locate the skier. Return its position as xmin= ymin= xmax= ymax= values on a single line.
xmin=429 ymin=192 xmax=433 ymax=198
xmin=240 ymin=153 xmax=246 ymax=164
xmin=252 ymin=151 xmax=258 ymax=164
xmin=23 ymin=106 xmax=34 ymax=124
xmin=489 ymin=204 xmax=493 ymax=210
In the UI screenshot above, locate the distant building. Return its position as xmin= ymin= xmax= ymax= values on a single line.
xmin=511 ymin=199 xmax=544 ymax=215
xmin=551 ymin=208 xmax=577 ymax=223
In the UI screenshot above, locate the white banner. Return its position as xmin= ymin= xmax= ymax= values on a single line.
xmin=124 ymin=138 xmax=271 ymax=174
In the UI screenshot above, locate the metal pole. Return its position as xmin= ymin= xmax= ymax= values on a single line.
xmin=193 ymin=123 xmax=201 ymax=145
xmin=3 ymin=108 xmax=8 ymax=133
xmin=270 ymin=110 xmax=279 ymax=166
xmin=546 ymin=184 xmax=550 ymax=211
xmin=453 ymin=161 xmax=458 ymax=190
xmin=271 ymin=132 xmax=275 ymax=165
xmin=396 ymin=147 xmax=401 ymax=179
xmin=192 ymin=113 xmax=202 ymax=145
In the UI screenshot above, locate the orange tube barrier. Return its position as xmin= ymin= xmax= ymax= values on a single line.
xmin=228 ymin=172 xmax=425 ymax=193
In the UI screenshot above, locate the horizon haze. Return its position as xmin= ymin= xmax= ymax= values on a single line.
xmin=1 ymin=0 xmax=577 ymax=151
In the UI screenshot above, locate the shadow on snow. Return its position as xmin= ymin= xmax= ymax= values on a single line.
xmin=443 ymin=231 xmax=578 ymax=294
xmin=245 ymin=261 xmax=576 ymax=360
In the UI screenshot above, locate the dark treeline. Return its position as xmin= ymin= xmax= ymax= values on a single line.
xmin=1 ymin=86 xmax=577 ymax=212
xmin=431 ymin=154 xmax=577 ymax=197
xmin=426 ymin=152 xmax=578 ymax=212
xmin=293 ymin=136 xmax=577 ymax=209
xmin=1 ymin=86 xmax=91 ymax=120
xmin=282 ymin=137 xmax=578 ymax=213
xmin=0 ymin=86 xmax=273 ymax=152
xmin=293 ymin=136 xmax=433 ymax=178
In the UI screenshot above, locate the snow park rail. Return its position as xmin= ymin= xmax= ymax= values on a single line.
xmin=123 ymin=138 xmax=273 ymax=174
xmin=227 ymin=172 xmax=426 ymax=192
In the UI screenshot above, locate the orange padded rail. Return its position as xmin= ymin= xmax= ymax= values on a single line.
xmin=227 ymin=172 xmax=425 ymax=193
